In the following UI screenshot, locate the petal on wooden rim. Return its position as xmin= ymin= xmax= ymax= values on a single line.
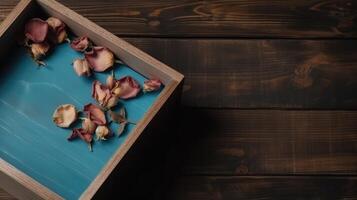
xmin=25 ymin=18 xmax=49 ymax=43
xmin=143 ymin=79 xmax=162 ymax=92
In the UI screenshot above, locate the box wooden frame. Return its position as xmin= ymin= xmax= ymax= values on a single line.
xmin=0 ymin=0 xmax=184 ymax=199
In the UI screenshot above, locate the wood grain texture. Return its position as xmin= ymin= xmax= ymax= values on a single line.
xmin=0 ymin=189 xmax=15 ymax=200
xmin=124 ymin=38 xmax=357 ymax=108
xmin=177 ymin=109 xmax=357 ymax=175
xmin=168 ymin=176 xmax=357 ymax=200
xmin=1 ymin=0 xmax=357 ymax=38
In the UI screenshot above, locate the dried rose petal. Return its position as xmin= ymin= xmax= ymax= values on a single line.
xmin=46 ymin=17 xmax=65 ymax=33
xmin=109 ymin=107 xmax=134 ymax=137
xmin=73 ymin=58 xmax=91 ymax=77
xmin=117 ymin=122 xmax=127 ymax=137
xmin=68 ymin=128 xmax=93 ymax=151
xmin=109 ymin=108 xmax=126 ymax=124
xmin=25 ymin=18 xmax=48 ymax=43
xmin=143 ymin=79 xmax=162 ymax=92
xmin=82 ymin=118 xmax=97 ymax=134
xmin=111 ymin=81 xmax=121 ymax=97
xmin=71 ymin=36 xmax=90 ymax=52
xmin=95 ymin=125 xmax=111 ymax=140
xmin=52 ymin=104 xmax=77 ymax=128
xmin=83 ymin=103 xmax=106 ymax=125
xmin=92 ymin=80 xmax=119 ymax=108
xmin=85 ymin=47 xmax=114 ymax=72
xmin=46 ymin=17 xmax=67 ymax=44
xmin=116 ymin=76 xmax=141 ymax=99
xmin=31 ymin=42 xmax=50 ymax=60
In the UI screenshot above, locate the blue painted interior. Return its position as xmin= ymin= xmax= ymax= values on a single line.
xmin=0 ymin=43 xmax=162 ymax=199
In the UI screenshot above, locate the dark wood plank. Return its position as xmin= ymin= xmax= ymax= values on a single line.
xmin=168 ymin=176 xmax=357 ymax=200
xmin=177 ymin=109 xmax=357 ymax=175
xmin=125 ymin=38 xmax=357 ymax=108
xmin=0 ymin=188 xmax=15 ymax=200
xmin=1 ymin=0 xmax=357 ymax=38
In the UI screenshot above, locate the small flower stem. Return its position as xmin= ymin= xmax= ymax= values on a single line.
xmin=88 ymin=143 xmax=93 ymax=152
xmin=35 ymin=60 xmax=46 ymax=67
xmin=65 ymin=38 xmax=71 ymax=43
xmin=127 ymin=120 xmax=136 ymax=125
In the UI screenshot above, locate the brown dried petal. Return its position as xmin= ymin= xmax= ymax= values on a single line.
xmin=85 ymin=47 xmax=114 ymax=72
xmin=116 ymin=76 xmax=141 ymax=99
xmin=92 ymin=80 xmax=118 ymax=108
xmin=71 ymin=36 xmax=90 ymax=52
xmin=73 ymin=58 xmax=91 ymax=77
xmin=68 ymin=128 xmax=93 ymax=151
xmin=117 ymin=122 xmax=127 ymax=137
xmin=82 ymin=118 xmax=97 ymax=134
xmin=52 ymin=104 xmax=77 ymax=128
xmin=46 ymin=17 xmax=67 ymax=44
xmin=143 ymin=79 xmax=162 ymax=92
xmin=31 ymin=42 xmax=50 ymax=60
xmin=25 ymin=18 xmax=49 ymax=43
xmin=83 ymin=103 xmax=106 ymax=125
xmin=108 ymin=108 xmax=126 ymax=124
xmin=46 ymin=17 xmax=65 ymax=33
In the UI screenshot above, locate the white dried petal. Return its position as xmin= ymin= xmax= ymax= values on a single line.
xmin=95 ymin=125 xmax=110 ymax=140
xmin=52 ymin=104 xmax=77 ymax=128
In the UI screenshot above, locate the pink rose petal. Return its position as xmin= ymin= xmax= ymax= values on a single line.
xmin=83 ymin=103 xmax=106 ymax=125
xmin=143 ymin=79 xmax=162 ymax=92
xmin=117 ymin=76 xmax=141 ymax=99
xmin=85 ymin=47 xmax=114 ymax=72
xmin=25 ymin=18 xmax=49 ymax=43
xmin=71 ymin=36 xmax=90 ymax=52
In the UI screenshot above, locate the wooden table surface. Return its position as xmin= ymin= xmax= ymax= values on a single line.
xmin=1 ymin=0 xmax=357 ymax=199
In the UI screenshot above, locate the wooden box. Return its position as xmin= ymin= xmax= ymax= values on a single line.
xmin=0 ymin=0 xmax=183 ymax=199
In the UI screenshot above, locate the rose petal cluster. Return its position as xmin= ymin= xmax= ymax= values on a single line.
xmin=58 ymin=103 xmax=110 ymax=151
xmin=91 ymin=75 xmax=141 ymax=109
xmin=70 ymin=36 xmax=115 ymax=76
xmin=24 ymin=17 xmax=68 ymax=65
xmin=45 ymin=15 xmax=164 ymax=152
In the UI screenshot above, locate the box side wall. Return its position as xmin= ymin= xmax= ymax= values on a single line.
xmin=0 ymin=1 xmax=63 ymax=199
xmin=92 ymin=81 xmax=184 ymax=199
xmin=37 ymin=0 xmax=183 ymax=85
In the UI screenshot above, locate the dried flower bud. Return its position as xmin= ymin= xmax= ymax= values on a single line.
xmin=46 ymin=17 xmax=67 ymax=44
xmin=116 ymin=76 xmax=141 ymax=99
xmin=82 ymin=118 xmax=97 ymax=134
xmin=95 ymin=125 xmax=111 ymax=140
xmin=31 ymin=42 xmax=50 ymax=60
xmin=143 ymin=79 xmax=162 ymax=92
xmin=52 ymin=104 xmax=77 ymax=128
xmin=85 ymin=47 xmax=114 ymax=72
xmin=25 ymin=18 xmax=49 ymax=43
xmin=73 ymin=58 xmax=91 ymax=77
xmin=71 ymin=36 xmax=90 ymax=52
xmin=83 ymin=103 xmax=106 ymax=125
